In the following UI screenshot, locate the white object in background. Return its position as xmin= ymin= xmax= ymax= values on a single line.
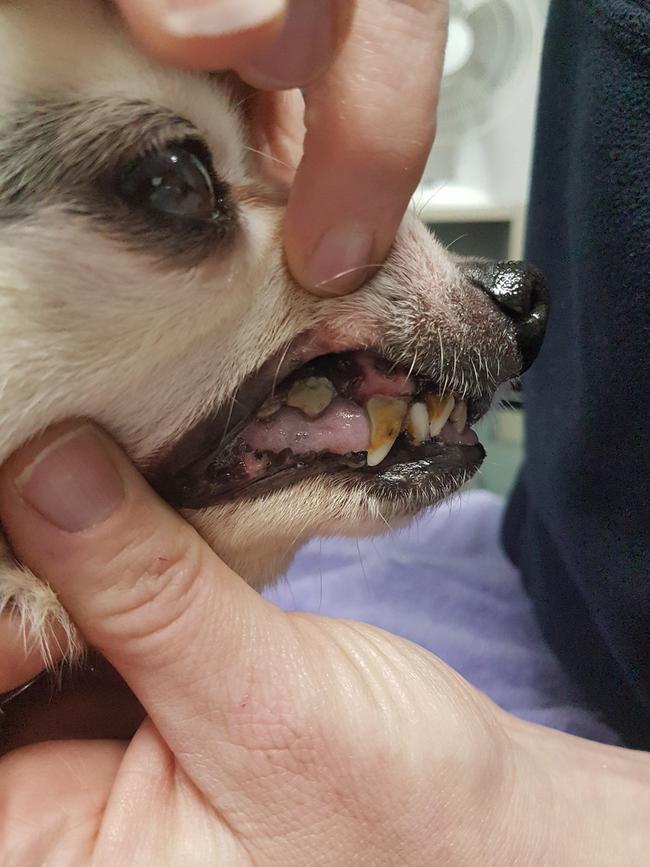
xmin=420 ymin=0 xmax=550 ymax=211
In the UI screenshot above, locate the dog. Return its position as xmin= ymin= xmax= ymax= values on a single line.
xmin=0 ymin=0 xmax=547 ymax=668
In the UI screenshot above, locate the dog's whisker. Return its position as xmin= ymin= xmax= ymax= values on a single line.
xmin=445 ymin=233 xmax=469 ymax=252
xmin=376 ymin=507 xmax=393 ymax=532
xmin=412 ymin=184 xmax=445 ymax=219
xmin=355 ymin=538 xmax=371 ymax=598
xmin=217 ymin=387 xmax=239 ymax=451
xmin=271 ymin=342 xmax=292 ymax=399
xmin=243 ymin=145 xmax=294 ymax=173
xmin=314 ymin=263 xmax=386 ymax=289
xmin=232 ymin=92 xmax=257 ymax=113
xmin=288 ymin=512 xmax=318 ymax=549
xmin=406 ymin=349 xmax=418 ymax=382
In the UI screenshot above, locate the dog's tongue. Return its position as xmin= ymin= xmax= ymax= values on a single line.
xmin=244 ymin=398 xmax=370 ymax=457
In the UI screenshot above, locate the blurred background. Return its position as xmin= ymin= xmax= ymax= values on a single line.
xmin=413 ymin=0 xmax=550 ymax=496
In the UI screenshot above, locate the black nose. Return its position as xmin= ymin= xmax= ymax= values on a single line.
xmin=465 ymin=260 xmax=549 ymax=372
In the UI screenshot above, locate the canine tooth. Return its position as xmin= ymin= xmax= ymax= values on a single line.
xmin=407 ymin=402 xmax=429 ymax=443
xmin=450 ymin=399 xmax=468 ymax=433
xmin=366 ymin=396 xmax=408 ymax=467
xmin=256 ymin=397 xmax=282 ymax=419
xmin=426 ymin=394 xmax=455 ymax=437
xmin=286 ymin=376 xmax=336 ymax=418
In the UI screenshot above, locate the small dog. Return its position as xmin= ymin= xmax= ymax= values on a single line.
xmin=0 ymin=0 xmax=547 ymax=666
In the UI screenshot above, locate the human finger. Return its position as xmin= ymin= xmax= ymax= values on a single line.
xmin=116 ymin=0 xmax=344 ymax=88
xmin=285 ymin=0 xmax=448 ymax=294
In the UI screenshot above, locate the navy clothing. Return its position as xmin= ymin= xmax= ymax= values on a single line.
xmin=502 ymin=0 xmax=650 ymax=747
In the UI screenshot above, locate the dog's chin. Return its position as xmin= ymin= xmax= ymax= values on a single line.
xmin=185 ymin=447 xmax=484 ymax=589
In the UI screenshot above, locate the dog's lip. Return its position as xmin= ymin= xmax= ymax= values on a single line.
xmin=162 ymin=439 xmax=486 ymax=507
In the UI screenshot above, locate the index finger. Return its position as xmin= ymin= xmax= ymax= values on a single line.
xmin=115 ymin=0 xmax=344 ymax=88
xmin=285 ymin=0 xmax=449 ymax=294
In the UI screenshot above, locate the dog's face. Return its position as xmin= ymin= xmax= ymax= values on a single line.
xmin=0 ymin=0 xmax=547 ymax=588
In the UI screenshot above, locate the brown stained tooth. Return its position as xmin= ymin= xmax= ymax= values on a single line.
xmin=366 ymin=396 xmax=408 ymax=467
xmin=286 ymin=376 xmax=336 ymax=419
xmin=407 ymin=402 xmax=429 ymax=443
xmin=426 ymin=394 xmax=455 ymax=437
xmin=449 ymin=399 xmax=468 ymax=433
xmin=256 ymin=397 xmax=283 ymax=419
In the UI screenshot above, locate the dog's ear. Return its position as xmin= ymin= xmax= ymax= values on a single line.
xmin=0 ymin=529 xmax=81 ymax=670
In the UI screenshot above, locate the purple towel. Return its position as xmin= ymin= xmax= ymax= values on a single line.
xmin=265 ymin=490 xmax=620 ymax=745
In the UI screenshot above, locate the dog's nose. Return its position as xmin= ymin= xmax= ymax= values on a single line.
xmin=465 ymin=260 xmax=549 ymax=372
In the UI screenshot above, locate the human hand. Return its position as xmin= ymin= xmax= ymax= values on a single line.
xmin=3 ymin=422 xmax=650 ymax=865
xmin=112 ymin=0 xmax=449 ymax=295
xmin=0 ymin=421 xmax=523 ymax=863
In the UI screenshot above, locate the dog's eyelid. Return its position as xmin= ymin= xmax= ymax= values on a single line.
xmin=111 ymin=117 xmax=198 ymax=169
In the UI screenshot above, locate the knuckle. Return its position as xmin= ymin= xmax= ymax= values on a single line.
xmin=96 ymin=531 xmax=207 ymax=653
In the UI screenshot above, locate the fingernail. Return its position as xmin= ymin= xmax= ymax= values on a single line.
xmin=307 ymin=223 xmax=374 ymax=295
xmin=161 ymin=0 xmax=286 ymax=38
xmin=16 ymin=426 xmax=125 ymax=533
xmin=240 ymin=0 xmax=336 ymax=89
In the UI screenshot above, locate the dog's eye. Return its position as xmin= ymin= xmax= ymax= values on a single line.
xmin=117 ymin=142 xmax=217 ymax=221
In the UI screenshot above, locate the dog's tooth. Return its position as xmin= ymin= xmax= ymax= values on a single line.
xmin=286 ymin=376 xmax=336 ymax=419
xmin=366 ymin=396 xmax=408 ymax=467
xmin=449 ymin=399 xmax=468 ymax=433
xmin=426 ymin=394 xmax=455 ymax=437
xmin=256 ymin=397 xmax=283 ymax=419
xmin=407 ymin=402 xmax=429 ymax=444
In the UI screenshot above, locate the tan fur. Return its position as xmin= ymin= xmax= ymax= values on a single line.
xmin=0 ymin=0 xmax=521 ymax=665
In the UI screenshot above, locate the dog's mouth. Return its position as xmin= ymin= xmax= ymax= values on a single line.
xmin=152 ymin=344 xmax=492 ymax=509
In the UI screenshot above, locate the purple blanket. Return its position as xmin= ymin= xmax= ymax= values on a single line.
xmin=265 ymin=490 xmax=620 ymax=745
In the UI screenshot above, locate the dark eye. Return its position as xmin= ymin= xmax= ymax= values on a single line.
xmin=117 ymin=141 xmax=217 ymax=221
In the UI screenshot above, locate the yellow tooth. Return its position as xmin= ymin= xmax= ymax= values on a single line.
xmin=286 ymin=376 xmax=336 ymax=419
xmin=366 ymin=396 xmax=408 ymax=467
xmin=257 ymin=396 xmax=282 ymax=419
xmin=450 ymin=399 xmax=468 ymax=433
xmin=426 ymin=394 xmax=455 ymax=437
xmin=407 ymin=402 xmax=429 ymax=443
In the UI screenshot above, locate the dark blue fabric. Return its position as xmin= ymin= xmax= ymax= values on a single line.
xmin=502 ymin=0 xmax=650 ymax=747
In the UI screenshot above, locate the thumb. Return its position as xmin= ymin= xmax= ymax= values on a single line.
xmin=0 ymin=421 xmax=298 ymax=783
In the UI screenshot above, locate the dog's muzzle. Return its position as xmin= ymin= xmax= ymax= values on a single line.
xmin=150 ymin=259 xmax=549 ymax=508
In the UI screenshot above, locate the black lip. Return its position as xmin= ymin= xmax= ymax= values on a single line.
xmin=155 ymin=436 xmax=485 ymax=508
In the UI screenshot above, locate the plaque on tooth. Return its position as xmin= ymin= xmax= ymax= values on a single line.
xmin=286 ymin=377 xmax=336 ymax=418
xmin=366 ymin=396 xmax=408 ymax=466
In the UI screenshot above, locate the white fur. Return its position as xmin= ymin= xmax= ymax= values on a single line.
xmin=0 ymin=0 xmax=520 ymax=665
